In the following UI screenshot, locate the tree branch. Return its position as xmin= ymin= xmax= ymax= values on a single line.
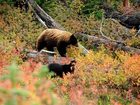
xmin=100 ymin=14 xmax=114 ymax=41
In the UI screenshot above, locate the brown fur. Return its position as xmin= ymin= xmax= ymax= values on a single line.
xmin=36 ymin=29 xmax=77 ymax=57
xmin=37 ymin=29 xmax=72 ymax=44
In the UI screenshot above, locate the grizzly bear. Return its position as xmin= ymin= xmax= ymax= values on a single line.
xmin=36 ymin=29 xmax=78 ymax=57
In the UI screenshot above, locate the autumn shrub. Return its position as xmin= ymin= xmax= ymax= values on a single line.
xmin=0 ymin=62 xmax=64 ymax=105
xmin=128 ymin=37 xmax=140 ymax=49
xmin=0 ymin=4 xmax=44 ymax=49
xmin=67 ymin=46 xmax=135 ymax=87
xmin=59 ymin=47 xmax=138 ymax=103
xmin=74 ymin=49 xmax=124 ymax=85
xmin=123 ymin=54 xmax=140 ymax=86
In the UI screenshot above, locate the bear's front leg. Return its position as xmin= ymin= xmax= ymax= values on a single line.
xmin=57 ymin=42 xmax=67 ymax=57
xmin=37 ymin=41 xmax=46 ymax=51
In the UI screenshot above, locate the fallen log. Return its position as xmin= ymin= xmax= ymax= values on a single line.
xmin=76 ymin=33 xmax=140 ymax=54
xmin=24 ymin=49 xmax=74 ymax=64
xmin=28 ymin=0 xmax=64 ymax=30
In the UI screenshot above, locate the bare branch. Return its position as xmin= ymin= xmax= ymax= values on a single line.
xmin=100 ymin=14 xmax=116 ymax=41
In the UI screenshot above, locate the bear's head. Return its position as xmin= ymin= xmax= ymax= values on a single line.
xmin=69 ymin=35 xmax=78 ymax=47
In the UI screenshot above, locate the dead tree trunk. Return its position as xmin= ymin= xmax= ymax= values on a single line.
xmin=28 ymin=0 xmax=64 ymax=30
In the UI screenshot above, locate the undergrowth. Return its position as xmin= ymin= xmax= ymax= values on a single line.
xmin=0 ymin=3 xmax=140 ymax=105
